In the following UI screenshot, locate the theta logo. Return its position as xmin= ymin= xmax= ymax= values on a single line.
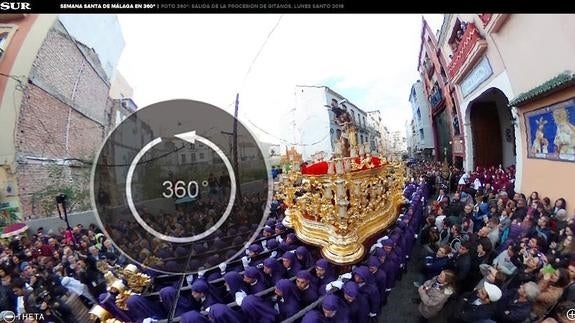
xmin=0 ymin=311 xmax=44 ymax=322
xmin=92 ymin=100 xmax=272 ymax=274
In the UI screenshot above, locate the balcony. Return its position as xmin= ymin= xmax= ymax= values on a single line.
xmin=478 ymin=14 xmax=492 ymax=27
xmin=447 ymin=22 xmax=488 ymax=83
xmin=479 ymin=13 xmax=509 ymax=33
xmin=429 ymin=87 xmax=443 ymax=109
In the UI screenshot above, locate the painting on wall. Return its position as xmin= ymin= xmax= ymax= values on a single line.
xmin=525 ymin=97 xmax=575 ymax=162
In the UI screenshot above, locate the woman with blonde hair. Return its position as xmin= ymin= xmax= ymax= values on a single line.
xmin=417 ymin=269 xmax=456 ymax=322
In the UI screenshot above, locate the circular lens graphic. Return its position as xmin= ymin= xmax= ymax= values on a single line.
xmin=92 ymin=99 xmax=272 ymax=274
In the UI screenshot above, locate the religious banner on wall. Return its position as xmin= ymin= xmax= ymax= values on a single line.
xmin=525 ymin=97 xmax=575 ymax=162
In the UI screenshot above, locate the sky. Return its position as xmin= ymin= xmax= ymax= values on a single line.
xmin=117 ymin=14 xmax=444 ymax=144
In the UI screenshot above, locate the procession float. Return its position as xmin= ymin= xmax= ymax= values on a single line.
xmin=276 ymin=123 xmax=407 ymax=265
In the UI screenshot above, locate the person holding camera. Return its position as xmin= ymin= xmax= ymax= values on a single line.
xmin=417 ymin=269 xmax=456 ymax=322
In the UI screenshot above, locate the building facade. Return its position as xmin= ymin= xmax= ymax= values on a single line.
xmin=366 ymin=110 xmax=383 ymax=154
xmin=431 ymin=14 xmax=575 ymax=203
xmin=417 ymin=17 xmax=461 ymax=166
xmin=289 ymin=85 xmax=375 ymax=161
xmin=0 ymin=14 xmax=128 ymax=219
xmin=408 ymin=80 xmax=435 ymax=160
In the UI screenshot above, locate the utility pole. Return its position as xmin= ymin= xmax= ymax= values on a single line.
xmin=233 ymin=93 xmax=243 ymax=204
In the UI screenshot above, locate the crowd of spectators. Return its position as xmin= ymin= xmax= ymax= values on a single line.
xmin=2 ymin=160 xmax=573 ymax=323
xmin=411 ymin=161 xmax=574 ymax=323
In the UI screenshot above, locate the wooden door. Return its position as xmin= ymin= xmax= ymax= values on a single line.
xmin=470 ymin=102 xmax=502 ymax=168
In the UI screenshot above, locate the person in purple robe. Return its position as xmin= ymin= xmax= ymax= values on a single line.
xmin=180 ymin=310 xmax=210 ymax=323
xmin=353 ymin=265 xmax=380 ymax=318
xmin=281 ymin=251 xmax=302 ymax=277
xmin=243 ymin=266 xmax=267 ymax=295
xmin=381 ymin=239 xmax=401 ymax=288
xmin=240 ymin=294 xmax=278 ymax=323
xmin=313 ymin=258 xmax=337 ymax=296
xmin=222 ymin=271 xmax=249 ymax=303
xmin=295 ymin=246 xmax=315 ymax=269
xmin=245 ymin=244 xmax=265 ymax=267
xmin=323 ymin=294 xmax=351 ymax=323
xmin=274 ymin=278 xmax=302 ymax=320
xmin=280 ymin=233 xmax=299 ymax=252
xmin=295 ymin=270 xmax=319 ymax=306
xmin=263 ymin=257 xmax=285 ymax=288
xmin=266 ymin=238 xmax=280 ymax=253
xmin=303 ymin=294 xmax=349 ymax=323
xmin=301 ymin=309 xmax=324 ymax=323
xmin=98 ymin=291 xmax=134 ymax=322
xmin=159 ymin=285 xmax=195 ymax=317
xmin=126 ymin=294 xmax=167 ymax=322
xmin=367 ymin=255 xmax=387 ymax=306
xmin=341 ymin=281 xmax=369 ymax=322
xmin=207 ymin=303 xmax=246 ymax=323
xmin=275 ymin=223 xmax=287 ymax=238
xmin=190 ymin=279 xmax=221 ymax=312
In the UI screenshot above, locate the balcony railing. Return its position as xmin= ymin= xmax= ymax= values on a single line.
xmin=447 ymin=22 xmax=487 ymax=83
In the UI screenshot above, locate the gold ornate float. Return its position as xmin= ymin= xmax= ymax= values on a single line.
xmin=276 ymin=126 xmax=407 ymax=265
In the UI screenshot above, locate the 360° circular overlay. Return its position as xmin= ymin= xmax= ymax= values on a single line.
xmin=91 ymin=99 xmax=272 ymax=274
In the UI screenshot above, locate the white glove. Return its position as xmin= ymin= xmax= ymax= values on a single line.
xmin=235 ymin=290 xmax=247 ymax=306
xmin=205 ymin=307 xmax=210 ymax=313
xmin=325 ymin=282 xmax=334 ymax=292
xmin=262 ymin=240 xmax=267 ymax=249
xmin=289 ymin=249 xmax=296 ymax=254
xmin=186 ymin=274 xmax=194 ymax=286
xmin=198 ymin=269 xmax=206 ymax=278
xmin=274 ymin=302 xmax=280 ymax=313
xmin=377 ymin=236 xmax=389 ymax=244
xmin=142 ymin=318 xmax=153 ymax=323
xmin=276 ymin=236 xmax=283 ymax=243
xmin=369 ymin=312 xmax=377 ymax=318
xmin=271 ymin=251 xmax=278 ymax=258
xmin=340 ymin=272 xmax=352 ymax=280
xmin=414 ymin=234 xmax=418 ymax=239
xmin=369 ymin=243 xmax=382 ymax=253
xmin=332 ymin=280 xmax=343 ymax=290
xmin=241 ymin=256 xmax=250 ymax=268
xmin=218 ymin=262 xmax=227 ymax=273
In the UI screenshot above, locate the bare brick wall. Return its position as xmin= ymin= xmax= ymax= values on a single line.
xmin=16 ymin=22 xmax=112 ymax=218
xmin=28 ymin=22 xmax=110 ymax=126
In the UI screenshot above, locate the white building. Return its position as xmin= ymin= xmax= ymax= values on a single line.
xmin=408 ymin=80 xmax=435 ymax=159
xmin=367 ymin=110 xmax=384 ymax=154
xmin=287 ymin=85 xmax=373 ymax=161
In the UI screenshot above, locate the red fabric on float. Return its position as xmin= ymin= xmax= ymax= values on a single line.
xmin=301 ymin=156 xmax=383 ymax=175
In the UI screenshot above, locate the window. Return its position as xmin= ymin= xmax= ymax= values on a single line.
xmin=417 ymin=108 xmax=421 ymax=121
xmin=191 ymin=153 xmax=196 ymax=161
xmin=419 ymin=129 xmax=425 ymax=140
xmin=180 ymin=154 xmax=186 ymax=164
xmin=190 ymin=143 xmax=195 ymax=150
xmin=0 ymin=32 xmax=8 ymax=49
xmin=0 ymin=25 xmax=18 ymax=59
xmin=199 ymin=152 xmax=205 ymax=160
